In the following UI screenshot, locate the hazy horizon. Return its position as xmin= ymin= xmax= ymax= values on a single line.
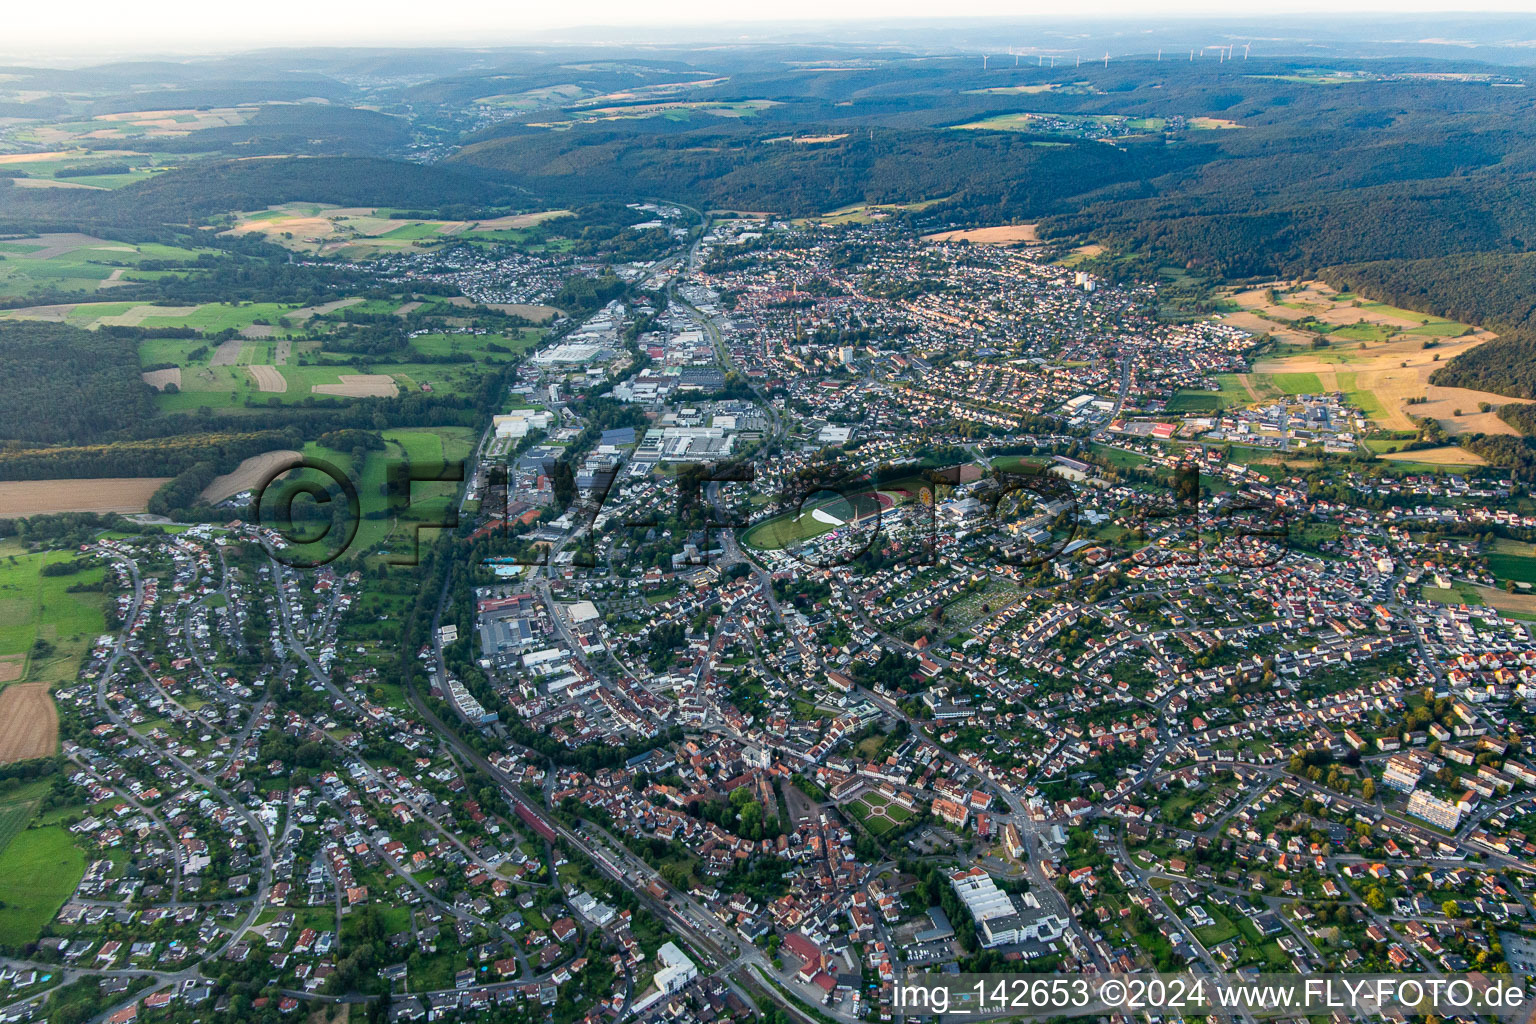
xmin=8 ymin=3 xmax=1536 ymax=62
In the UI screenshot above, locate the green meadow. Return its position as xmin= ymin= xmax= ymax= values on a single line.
xmin=274 ymin=427 xmax=479 ymax=564
xmin=0 ymin=543 xmax=110 ymax=687
xmin=0 ymin=237 xmax=207 ymax=299
xmin=0 ymin=824 xmax=86 ymax=947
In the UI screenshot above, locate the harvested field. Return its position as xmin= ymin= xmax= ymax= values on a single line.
xmin=312 ymin=374 xmax=398 ymax=398
xmin=7 ymin=177 xmax=104 ymax=190
xmin=208 ymin=338 xmax=244 ymax=366
xmin=200 ymin=449 xmax=302 ymax=503
xmin=274 ymin=340 xmax=291 ymax=363
xmin=394 ymin=301 xmax=423 ymax=316
xmin=1378 ymin=446 xmax=1487 ymax=466
xmin=471 ymin=210 xmax=573 ymax=230
xmin=287 ymin=296 xmax=362 ymax=321
xmin=444 ymin=296 xmax=559 ymax=321
xmin=141 ymin=367 xmax=181 ymax=390
xmin=247 ymin=365 xmax=286 ymax=392
xmin=924 ymin=224 xmax=1039 ymax=244
xmin=240 ymin=324 xmax=275 ymax=339
xmin=0 ymin=684 xmax=57 ymax=763
xmin=0 ymin=302 xmax=80 ymax=321
xmin=1231 ymin=281 xmax=1530 ymax=434
xmin=1473 ymin=586 xmax=1536 ymax=616
xmin=1251 ymin=332 xmax=1530 ymax=433
xmin=0 ymin=152 xmax=74 ymax=164
xmin=0 ymin=657 xmax=22 ymax=684
xmin=1224 ymin=310 xmax=1315 ymax=347
xmin=13 ymin=233 xmax=133 ymax=261
xmin=0 ymin=478 xmax=170 ymax=518
xmin=96 ymin=304 xmax=196 ymax=328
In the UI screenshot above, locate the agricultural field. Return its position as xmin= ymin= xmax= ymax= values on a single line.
xmin=4 ymin=106 xmax=254 ymax=151
xmin=0 ymin=685 xmax=58 ymax=763
xmin=952 ymin=111 xmax=1166 ymax=135
xmin=1376 ymin=445 xmax=1486 ymax=467
xmin=0 ymin=234 xmax=206 ymax=298
xmin=922 ymin=224 xmax=1038 ymax=245
xmin=951 ymin=111 xmax=1237 ymax=138
xmin=0 ymin=148 xmax=180 ymax=190
xmin=0 ymin=824 xmax=86 ymax=946
xmin=0 ymin=543 xmax=110 ymax=688
xmin=0 ymin=479 xmax=170 ymax=518
xmin=811 ymin=197 xmax=946 ymax=226
xmin=225 ymin=204 xmax=573 ymax=257
xmin=1487 ymin=539 xmax=1536 ymax=587
xmin=1225 ymin=281 xmax=1529 ymax=434
xmin=129 ymin=314 xmax=542 ymax=413
xmin=527 ymin=100 xmax=778 ymax=129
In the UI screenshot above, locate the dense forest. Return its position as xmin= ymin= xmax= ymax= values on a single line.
xmin=0 ymin=322 xmax=156 ymax=443
xmin=1322 ymin=253 xmax=1536 ymax=333
xmin=0 ymin=157 xmax=514 ymax=233
xmin=452 ymin=122 xmax=1164 ymax=217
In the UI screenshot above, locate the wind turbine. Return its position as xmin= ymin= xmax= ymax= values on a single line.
xmin=1244 ymin=42 xmax=1251 ymax=59
xmin=982 ymin=54 xmax=989 ymax=69
xmin=1102 ymin=51 xmax=1110 ymax=68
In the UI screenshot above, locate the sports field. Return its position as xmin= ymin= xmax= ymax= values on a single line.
xmin=742 ymin=490 xmax=890 ymax=551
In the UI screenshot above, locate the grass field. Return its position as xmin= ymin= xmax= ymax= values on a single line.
xmin=1266 ymin=372 xmax=1325 ymax=395
xmin=1164 ymin=392 xmax=1223 ymax=414
xmin=0 ymin=543 xmax=109 ymax=687
xmin=1487 ymin=540 xmax=1536 ymax=586
xmin=845 ymin=792 xmax=910 ymax=837
xmin=0 ymin=825 xmax=85 ymax=946
xmin=0 ymin=235 xmax=206 ymax=299
xmin=0 ymin=797 xmax=39 ymax=856
xmin=273 ymin=427 xmax=478 ymax=563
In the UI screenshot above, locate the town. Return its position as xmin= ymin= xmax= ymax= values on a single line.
xmin=6 ymin=210 xmax=1536 ymax=1024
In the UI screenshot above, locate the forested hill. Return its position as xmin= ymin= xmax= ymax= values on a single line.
xmin=1322 ymin=253 xmax=1536 ymax=334
xmin=450 ymin=124 xmax=1182 ymax=216
xmin=0 ymin=157 xmax=514 ymax=232
xmin=0 ymin=322 xmax=156 ymax=444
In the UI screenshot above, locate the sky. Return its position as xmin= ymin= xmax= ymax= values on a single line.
xmin=8 ymin=0 xmax=1536 ymax=58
